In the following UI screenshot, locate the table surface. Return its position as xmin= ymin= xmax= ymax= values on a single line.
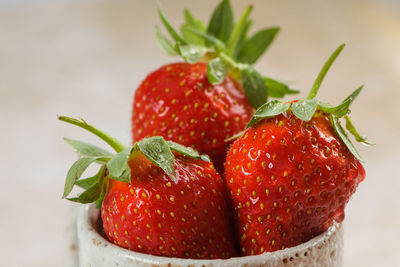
xmin=0 ymin=0 xmax=399 ymax=266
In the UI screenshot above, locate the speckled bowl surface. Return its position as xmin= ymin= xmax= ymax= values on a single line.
xmin=76 ymin=204 xmax=343 ymax=267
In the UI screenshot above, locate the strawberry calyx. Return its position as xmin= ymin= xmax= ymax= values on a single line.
xmin=232 ymin=44 xmax=373 ymax=161
xmin=156 ymin=0 xmax=299 ymax=109
xmin=58 ymin=115 xmax=210 ymax=206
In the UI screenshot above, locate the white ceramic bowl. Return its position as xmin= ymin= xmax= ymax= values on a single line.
xmin=75 ymin=204 xmax=343 ymax=267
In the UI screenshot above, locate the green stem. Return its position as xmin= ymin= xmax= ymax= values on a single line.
xmin=308 ymin=43 xmax=345 ymax=99
xmin=226 ymin=4 xmax=253 ymax=56
xmin=58 ymin=115 xmax=126 ymax=153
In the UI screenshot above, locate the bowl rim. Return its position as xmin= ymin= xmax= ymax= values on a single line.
xmin=78 ymin=204 xmax=342 ymax=266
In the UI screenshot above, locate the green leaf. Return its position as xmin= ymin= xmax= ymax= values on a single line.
xmin=308 ymin=44 xmax=345 ymax=99
xmin=318 ymin=99 xmax=353 ymax=117
xmin=67 ymin=182 xmax=101 ymax=204
xmin=241 ymin=65 xmax=268 ymax=109
xmin=155 ymin=25 xmax=178 ymax=56
xmin=68 ymin=166 xmax=106 ymax=204
xmin=247 ymin=100 xmax=291 ymax=127
xmin=181 ymin=9 xmax=206 ymax=45
xmin=263 ymin=76 xmax=299 ymax=98
xmin=63 ymin=138 xmax=112 ymax=158
xmin=330 ymin=115 xmax=363 ymax=162
xmin=232 ymin=19 xmax=253 ymax=59
xmin=176 ymin=44 xmax=207 ymax=64
xmin=186 ymin=27 xmax=226 ymax=52
xmin=292 ymin=99 xmax=317 ymax=121
xmin=75 ymin=175 xmax=98 ymax=190
xmin=225 ymin=130 xmax=245 ymax=142
xmin=345 ymin=115 xmax=374 ymax=146
xmin=136 ymin=137 xmax=176 ymax=181
xmin=343 ymin=85 xmax=363 ymax=104
xmin=166 ymin=141 xmax=210 ymax=162
xmin=316 ymin=101 xmax=336 ymax=113
xmin=114 ymin=166 xmax=131 ymax=183
xmin=207 ymin=0 xmax=233 ymax=43
xmin=63 ymin=157 xmax=99 ymax=198
xmin=158 ymin=7 xmax=186 ymax=44
xmin=95 ymin=179 xmax=107 ymax=209
xmin=207 ymin=57 xmax=229 ymax=84
xmin=318 ymin=100 xmax=350 ymax=117
xmin=225 ymin=4 xmax=253 ymax=56
xmin=236 ymin=27 xmax=280 ymax=64
xmin=107 ymin=147 xmax=132 ymax=182
xmin=335 ymin=85 xmax=363 ymax=117
xmin=317 ymin=85 xmax=363 ymax=117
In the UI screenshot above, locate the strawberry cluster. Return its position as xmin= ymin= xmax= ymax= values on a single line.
xmin=60 ymin=0 xmax=369 ymax=260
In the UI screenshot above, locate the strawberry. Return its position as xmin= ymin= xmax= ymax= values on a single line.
xmin=132 ymin=0 xmax=298 ymax=173
xmin=59 ymin=116 xmax=238 ymax=259
xmin=132 ymin=62 xmax=253 ymax=173
xmin=224 ymin=44 xmax=371 ymax=255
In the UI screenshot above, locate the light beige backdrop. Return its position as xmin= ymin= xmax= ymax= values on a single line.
xmin=0 ymin=0 xmax=399 ymax=266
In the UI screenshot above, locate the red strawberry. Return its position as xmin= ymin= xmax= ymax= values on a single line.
xmin=132 ymin=62 xmax=253 ymax=173
xmin=224 ymin=44 xmax=370 ymax=255
xmin=132 ymin=1 xmax=298 ymax=173
xmin=59 ymin=116 xmax=238 ymax=259
xmin=102 ymin=153 xmax=236 ymax=258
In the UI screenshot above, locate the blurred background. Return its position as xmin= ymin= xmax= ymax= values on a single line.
xmin=1 ymin=0 xmax=399 ymax=266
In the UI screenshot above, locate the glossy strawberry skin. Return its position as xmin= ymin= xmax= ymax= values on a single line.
xmin=132 ymin=62 xmax=254 ymax=173
xmin=224 ymin=110 xmax=365 ymax=255
xmin=101 ymin=154 xmax=238 ymax=259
